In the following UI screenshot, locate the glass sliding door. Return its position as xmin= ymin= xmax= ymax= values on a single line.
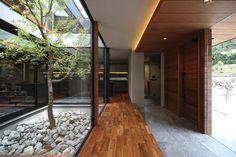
xmin=98 ymin=35 xmax=106 ymax=114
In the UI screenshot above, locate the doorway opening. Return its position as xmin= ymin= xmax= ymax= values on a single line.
xmin=144 ymin=54 xmax=161 ymax=104
xmin=212 ymin=38 xmax=236 ymax=153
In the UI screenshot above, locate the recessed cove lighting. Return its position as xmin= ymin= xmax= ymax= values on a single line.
xmin=132 ymin=0 xmax=161 ymax=51
xmin=203 ymin=0 xmax=212 ymax=3
xmin=163 ymin=37 xmax=167 ymax=41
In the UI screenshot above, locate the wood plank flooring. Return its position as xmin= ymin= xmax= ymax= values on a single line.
xmin=78 ymin=95 xmax=164 ymax=157
xmin=0 ymin=154 xmax=70 ymax=157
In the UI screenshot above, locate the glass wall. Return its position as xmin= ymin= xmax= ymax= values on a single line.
xmin=0 ymin=29 xmax=37 ymax=118
xmin=98 ymin=36 xmax=106 ymax=114
xmin=0 ymin=0 xmax=94 ymax=156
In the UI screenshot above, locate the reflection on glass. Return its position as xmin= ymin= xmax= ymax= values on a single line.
xmin=98 ymin=36 xmax=106 ymax=114
xmin=0 ymin=63 xmax=36 ymax=117
xmin=37 ymin=64 xmax=48 ymax=105
xmin=53 ymin=48 xmax=91 ymax=104
xmin=0 ymin=29 xmax=36 ymax=117
xmin=74 ymin=0 xmax=89 ymax=19
xmin=0 ymin=0 xmax=93 ymax=156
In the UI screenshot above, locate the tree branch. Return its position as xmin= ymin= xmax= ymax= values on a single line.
xmin=24 ymin=0 xmax=47 ymax=40
xmin=44 ymin=0 xmax=54 ymax=17
xmin=31 ymin=0 xmax=41 ymax=11
xmin=24 ymin=1 xmax=40 ymax=27
xmin=52 ymin=69 xmax=72 ymax=83
xmin=38 ymin=0 xmax=43 ymax=25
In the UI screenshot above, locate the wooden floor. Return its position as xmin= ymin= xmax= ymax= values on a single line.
xmin=78 ymin=95 xmax=164 ymax=157
xmin=0 ymin=155 xmax=70 ymax=157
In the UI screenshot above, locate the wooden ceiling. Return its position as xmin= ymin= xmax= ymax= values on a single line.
xmin=212 ymin=13 xmax=236 ymax=45
xmin=135 ymin=0 xmax=236 ymax=53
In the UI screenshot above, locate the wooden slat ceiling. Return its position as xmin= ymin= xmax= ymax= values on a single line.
xmin=212 ymin=13 xmax=236 ymax=45
xmin=135 ymin=0 xmax=236 ymax=53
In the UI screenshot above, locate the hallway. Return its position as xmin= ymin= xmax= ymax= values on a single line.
xmin=142 ymin=99 xmax=236 ymax=157
xmin=78 ymin=96 xmax=164 ymax=157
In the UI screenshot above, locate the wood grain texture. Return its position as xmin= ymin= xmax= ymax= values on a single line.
xmin=0 ymin=154 xmax=71 ymax=157
xmin=164 ymin=29 xmax=212 ymax=134
xmin=183 ymin=39 xmax=199 ymax=124
xmin=136 ymin=0 xmax=236 ymax=52
xmin=212 ymin=13 xmax=236 ymax=45
xmin=93 ymin=21 xmax=99 ymax=126
xmin=78 ymin=95 xmax=164 ymax=157
xmin=198 ymin=29 xmax=212 ymax=134
xmin=164 ymin=49 xmax=179 ymax=114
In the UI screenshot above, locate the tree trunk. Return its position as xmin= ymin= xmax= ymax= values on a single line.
xmin=47 ymin=70 xmax=56 ymax=128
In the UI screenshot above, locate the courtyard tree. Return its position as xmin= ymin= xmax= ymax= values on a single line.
xmin=0 ymin=0 xmax=90 ymax=128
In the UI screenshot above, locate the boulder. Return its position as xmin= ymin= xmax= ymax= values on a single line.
xmin=19 ymin=138 xmax=26 ymax=145
xmin=69 ymin=124 xmax=74 ymax=131
xmin=52 ymin=133 xmax=59 ymax=140
xmin=1 ymin=138 xmax=15 ymax=146
xmin=37 ymin=124 xmax=44 ymax=130
xmin=55 ymin=137 xmax=64 ymax=144
xmin=9 ymin=131 xmax=20 ymax=140
xmin=38 ymin=129 xmax=47 ymax=134
xmin=34 ymin=142 xmax=42 ymax=153
xmin=15 ymin=144 xmax=26 ymax=154
xmin=55 ymin=144 xmax=68 ymax=152
xmin=7 ymin=147 xmax=16 ymax=155
xmin=50 ymin=142 xmax=56 ymax=148
xmin=68 ymin=132 xmax=75 ymax=140
xmin=36 ymin=133 xmax=43 ymax=141
xmin=47 ymin=138 xmax=54 ymax=145
xmin=75 ymin=133 xmax=83 ymax=139
xmin=38 ymin=148 xmax=47 ymax=155
xmin=66 ymin=140 xmax=76 ymax=147
xmin=31 ymin=138 xmax=37 ymax=146
xmin=48 ymin=149 xmax=60 ymax=154
xmin=0 ymin=146 xmax=8 ymax=154
xmin=23 ymin=146 xmax=34 ymax=154
xmin=16 ymin=126 xmax=25 ymax=132
xmin=62 ymin=147 xmax=73 ymax=154
xmin=3 ymin=130 xmax=11 ymax=136
xmin=0 ymin=111 xmax=91 ymax=156
xmin=43 ymin=136 xmax=49 ymax=142
xmin=24 ymin=140 xmax=32 ymax=147
xmin=51 ymin=129 xmax=58 ymax=135
xmin=10 ymin=143 xmax=19 ymax=151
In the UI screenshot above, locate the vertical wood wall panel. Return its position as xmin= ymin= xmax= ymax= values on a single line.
xmin=165 ymin=49 xmax=179 ymax=114
xmin=164 ymin=29 xmax=212 ymax=134
xmin=199 ymin=29 xmax=212 ymax=134
xmin=93 ymin=21 xmax=99 ymax=126
xmin=183 ymin=40 xmax=198 ymax=123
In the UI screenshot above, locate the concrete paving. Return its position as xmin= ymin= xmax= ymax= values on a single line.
xmin=140 ymin=99 xmax=236 ymax=157
xmin=212 ymin=78 xmax=236 ymax=153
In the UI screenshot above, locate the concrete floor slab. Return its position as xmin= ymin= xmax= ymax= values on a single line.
xmin=141 ymin=99 xmax=236 ymax=157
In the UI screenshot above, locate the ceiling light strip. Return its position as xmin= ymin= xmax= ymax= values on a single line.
xmin=132 ymin=0 xmax=161 ymax=52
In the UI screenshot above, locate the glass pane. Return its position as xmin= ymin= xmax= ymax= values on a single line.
xmin=53 ymin=48 xmax=92 ymax=104
xmin=37 ymin=64 xmax=47 ymax=105
xmin=98 ymin=36 xmax=105 ymax=114
xmin=0 ymin=1 xmax=93 ymax=156
xmin=0 ymin=29 xmax=36 ymax=118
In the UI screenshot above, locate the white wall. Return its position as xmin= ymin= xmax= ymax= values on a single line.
xmin=128 ymin=52 xmax=144 ymax=107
